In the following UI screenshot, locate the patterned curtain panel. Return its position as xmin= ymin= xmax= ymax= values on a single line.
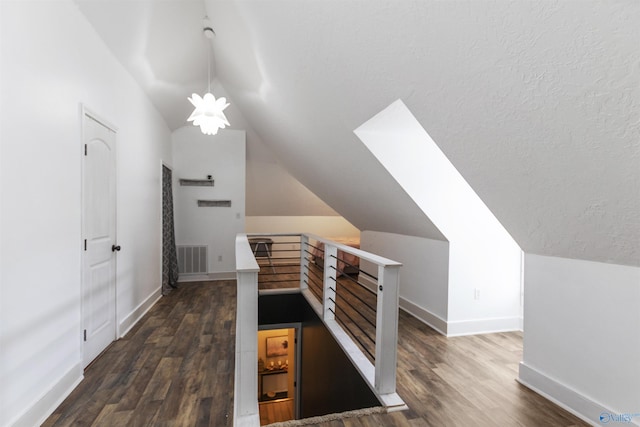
xmin=162 ymin=165 xmax=179 ymax=295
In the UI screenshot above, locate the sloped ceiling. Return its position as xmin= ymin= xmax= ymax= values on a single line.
xmin=75 ymin=0 xmax=350 ymax=218
xmin=74 ymin=0 xmax=209 ymax=131
xmin=78 ymin=0 xmax=639 ymax=266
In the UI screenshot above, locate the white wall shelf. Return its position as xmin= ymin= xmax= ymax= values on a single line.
xmin=197 ymin=200 xmax=232 ymax=207
xmin=179 ymin=178 xmax=214 ymax=187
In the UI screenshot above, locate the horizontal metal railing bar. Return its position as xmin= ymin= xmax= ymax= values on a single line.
xmin=329 ymin=254 xmax=358 ymax=270
xmin=335 ymin=303 xmax=376 ymax=345
xmin=334 ymin=267 xmax=356 ymax=277
xmin=307 ymin=261 xmax=323 ymax=277
xmin=333 ymin=307 xmax=376 ymax=361
xmin=338 ymin=272 xmax=377 ymax=296
xmin=306 ymin=280 xmax=323 ymax=301
xmin=246 ymin=233 xmax=302 ymax=237
xmin=258 ymin=279 xmax=301 ymax=284
xmin=257 ymin=262 xmax=301 ymax=267
xmin=307 ymin=275 xmax=324 ymax=288
xmin=336 ymin=321 xmax=375 ymax=362
xmin=309 ymin=280 xmax=323 ymax=294
xmin=303 ymin=272 xmax=323 ymax=290
xmin=304 ymin=249 xmax=319 ymax=257
xmin=335 ymin=291 xmax=376 ymax=328
xmin=306 ymin=265 xmax=324 ymax=282
xmin=263 ymin=260 xmax=299 ymax=263
xmin=304 ymin=249 xmax=316 ymax=261
xmin=305 ymin=243 xmax=323 ymax=252
xmin=336 ymin=281 xmax=377 ymax=312
xmin=257 ymin=271 xmax=300 ymax=275
xmin=305 ymin=233 xmax=402 ymax=268
xmin=328 ymin=254 xmax=378 ymax=282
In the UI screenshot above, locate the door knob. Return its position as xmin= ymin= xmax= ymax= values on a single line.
xmin=112 ymin=245 xmax=121 ymax=252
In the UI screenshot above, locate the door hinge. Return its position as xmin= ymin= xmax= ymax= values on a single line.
xmin=294 ymin=381 xmax=297 ymax=387
xmin=84 ymin=239 xmax=87 ymax=251
xmin=84 ymin=144 xmax=87 ymax=156
xmin=83 ymin=329 xmax=87 ymax=341
xmin=294 ymin=338 xmax=297 ymax=344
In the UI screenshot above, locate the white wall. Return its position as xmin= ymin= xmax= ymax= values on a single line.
xmin=360 ymin=231 xmax=450 ymax=334
xmin=245 ymin=216 xmax=359 ymax=238
xmin=208 ymin=80 xmax=340 ymax=218
xmin=172 ymin=126 xmax=246 ymax=279
xmin=0 ymin=2 xmax=172 ymax=426
xmin=355 ymin=100 xmax=523 ymax=336
xmin=520 ymin=254 xmax=640 ymax=426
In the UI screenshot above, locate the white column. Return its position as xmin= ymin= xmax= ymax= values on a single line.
xmin=374 ymin=264 xmax=400 ymax=395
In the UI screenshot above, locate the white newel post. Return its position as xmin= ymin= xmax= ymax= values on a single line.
xmin=299 ymin=234 xmax=309 ymax=291
xmin=375 ymin=264 xmax=400 ymax=395
xmin=234 ymin=234 xmax=260 ymax=426
xmin=236 ymin=270 xmax=258 ymax=416
xmin=323 ymin=244 xmax=338 ymax=320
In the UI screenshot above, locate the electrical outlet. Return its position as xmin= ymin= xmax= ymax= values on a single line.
xmin=474 ymin=288 xmax=480 ymax=300
xmin=218 ymin=255 xmax=222 ymax=262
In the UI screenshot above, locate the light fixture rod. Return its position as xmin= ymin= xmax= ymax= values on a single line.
xmin=187 ymin=19 xmax=230 ymax=136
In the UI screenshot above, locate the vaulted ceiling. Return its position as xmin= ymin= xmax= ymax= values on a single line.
xmin=76 ymin=0 xmax=639 ymax=266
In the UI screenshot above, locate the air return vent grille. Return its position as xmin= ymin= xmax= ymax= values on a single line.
xmin=177 ymin=245 xmax=208 ymax=275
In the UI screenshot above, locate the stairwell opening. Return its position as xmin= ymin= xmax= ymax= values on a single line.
xmin=258 ymin=292 xmax=381 ymax=424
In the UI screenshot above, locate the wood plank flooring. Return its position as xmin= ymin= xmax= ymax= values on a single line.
xmin=44 ymin=282 xmax=236 ymax=427
xmin=259 ymin=399 xmax=294 ymax=425
xmin=44 ymin=280 xmax=589 ymax=427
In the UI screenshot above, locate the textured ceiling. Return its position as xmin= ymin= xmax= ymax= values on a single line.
xmin=77 ymin=0 xmax=639 ymax=266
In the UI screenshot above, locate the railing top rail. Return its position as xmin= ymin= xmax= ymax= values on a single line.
xmin=235 ymin=234 xmax=260 ymax=272
xmin=245 ymin=232 xmax=303 ymax=238
xmin=303 ymin=233 xmax=402 ymax=268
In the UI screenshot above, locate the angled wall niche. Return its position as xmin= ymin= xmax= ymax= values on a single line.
xmin=355 ymin=99 xmax=523 ymax=336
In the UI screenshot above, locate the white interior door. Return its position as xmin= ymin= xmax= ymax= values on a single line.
xmin=82 ymin=113 xmax=117 ymax=368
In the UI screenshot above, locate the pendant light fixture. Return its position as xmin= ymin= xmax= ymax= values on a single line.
xmin=187 ymin=23 xmax=229 ymax=135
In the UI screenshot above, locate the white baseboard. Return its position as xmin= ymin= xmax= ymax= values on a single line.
xmin=359 ymin=273 xmax=521 ymax=337
xmin=518 ymin=362 xmax=638 ymax=427
xmin=398 ymin=297 xmax=448 ymax=336
xmin=446 ymin=316 xmax=522 ymax=337
xmin=8 ymin=362 xmax=83 ymax=427
xmin=359 ymin=274 xmax=448 ymax=335
xmin=178 ymin=271 xmax=235 ymax=282
xmin=119 ymin=287 xmax=162 ymax=338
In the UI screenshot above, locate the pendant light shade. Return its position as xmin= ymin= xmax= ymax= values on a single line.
xmin=188 ymin=22 xmax=229 ymax=136
xmin=187 ymin=92 xmax=229 ymax=135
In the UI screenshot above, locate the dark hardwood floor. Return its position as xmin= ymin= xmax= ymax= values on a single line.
xmin=44 ymin=280 xmax=588 ymax=427
xmin=43 ymin=281 xmax=236 ymax=427
xmin=259 ymin=398 xmax=294 ymax=425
